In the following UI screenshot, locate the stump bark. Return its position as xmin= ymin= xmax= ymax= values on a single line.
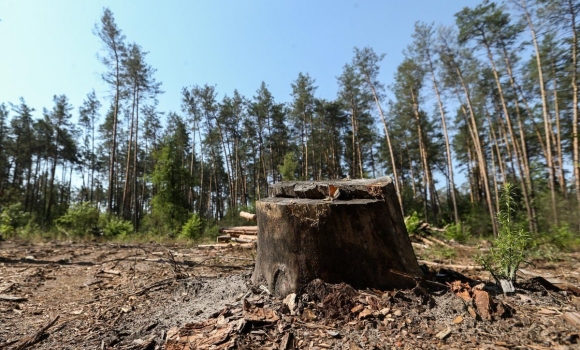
xmin=252 ymin=177 xmax=423 ymax=297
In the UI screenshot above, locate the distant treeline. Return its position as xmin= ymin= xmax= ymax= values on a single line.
xmin=1 ymin=0 xmax=579 ymax=238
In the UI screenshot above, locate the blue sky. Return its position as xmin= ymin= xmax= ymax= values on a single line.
xmin=0 ymin=0 xmax=481 ymax=118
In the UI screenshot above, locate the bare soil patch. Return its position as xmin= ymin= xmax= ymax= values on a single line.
xmin=0 ymin=239 xmax=579 ymax=349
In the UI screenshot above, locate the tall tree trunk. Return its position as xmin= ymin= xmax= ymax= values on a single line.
xmin=122 ymin=88 xmax=136 ymax=218
xmin=132 ymin=91 xmax=140 ymax=231
xmin=363 ymin=74 xmax=404 ymax=214
xmin=567 ymin=0 xmax=580 ymax=216
xmin=108 ymin=51 xmax=121 ymax=215
xmin=410 ymin=87 xmax=437 ymax=222
xmin=500 ymin=44 xmax=538 ymax=233
xmin=521 ymin=0 xmax=558 ymax=225
xmin=455 ymin=75 xmax=498 ymax=236
xmin=551 ymin=64 xmax=566 ymax=197
xmin=425 ymin=48 xmax=459 ymax=224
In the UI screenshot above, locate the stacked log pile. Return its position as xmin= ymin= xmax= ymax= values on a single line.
xmin=217 ymin=211 xmax=258 ymax=244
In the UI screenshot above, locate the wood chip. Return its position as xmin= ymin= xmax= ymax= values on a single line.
xmin=538 ymin=308 xmax=557 ymax=315
xmin=279 ymin=332 xmax=294 ymax=350
xmin=453 ymin=315 xmax=464 ymax=324
xmin=473 ymin=289 xmax=491 ymax=321
xmin=435 ymin=328 xmax=452 ymax=340
xmin=563 ymin=312 xmax=580 ymax=329
xmin=350 ymin=304 xmax=364 ymax=313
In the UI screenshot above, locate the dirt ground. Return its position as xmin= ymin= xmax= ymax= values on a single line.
xmin=0 ymin=238 xmax=579 ymax=349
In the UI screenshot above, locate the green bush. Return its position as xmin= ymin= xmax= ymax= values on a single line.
xmin=180 ymin=213 xmax=203 ymax=240
xmin=548 ymin=223 xmax=580 ymax=251
xmin=404 ymin=211 xmax=421 ymax=234
xmin=204 ymin=223 xmax=220 ymax=240
xmin=476 ymin=183 xmax=530 ymax=283
xmin=55 ymin=202 xmax=100 ymax=236
xmin=101 ymin=217 xmax=134 ymax=237
xmin=445 ymin=222 xmax=469 ymax=243
xmin=0 ymin=203 xmax=30 ymax=237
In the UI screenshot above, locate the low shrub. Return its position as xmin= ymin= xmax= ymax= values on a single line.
xmin=445 ymin=222 xmax=469 ymax=243
xmin=55 ymin=202 xmax=100 ymax=237
xmin=180 ymin=213 xmax=203 ymax=240
xmin=0 ymin=203 xmax=30 ymax=237
xmin=101 ymin=217 xmax=134 ymax=238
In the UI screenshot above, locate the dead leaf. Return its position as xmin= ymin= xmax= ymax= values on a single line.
xmin=283 ymin=293 xmax=297 ymax=315
xmin=301 ymin=308 xmax=317 ymax=321
xmin=449 ymin=281 xmax=472 ymax=302
xmin=358 ymin=308 xmax=373 ymax=320
xmin=244 ymin=306 xmax=280 ymax=323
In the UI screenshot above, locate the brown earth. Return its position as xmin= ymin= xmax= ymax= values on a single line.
xmin=0 ymin=238 xmax=579 ymax=349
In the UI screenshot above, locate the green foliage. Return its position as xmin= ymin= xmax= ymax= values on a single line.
xmin=430 ymin=246 xmax=457 ymax=261
xmin=548 ymin=223 xmax=580 ymax=251
xmin=150 ymin=135 xmax=192 ymax=234
xmin=476 ymin=184 xmax=530 ymax=283
xmin=0 ymin=203 xmax=30 ymax=237
xmin=404 ymin=211 xmax=421 ymax=234
xmin=445 ymin=222 xmax=469 ymax=243
xmin=180 ymin=213 xmax=203 ymax=240
xmin=278 ymin=152 xmax=298 ymax=181
xmin=101 ymin=217 xmax=134 ymax=237
xmin=55 ymin=202 xmax=100 ymax=236
xmin=203 ymin=223 xmax=220 ymax=240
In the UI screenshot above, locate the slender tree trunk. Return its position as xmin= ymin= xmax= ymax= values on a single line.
xmin=410 ymin=88 xmax=437 ymax=222
xmin=364 ymin=75 xmax=404 ymax=214
xmin=454 ymin=74 xmax=498 ymax=236
xmin=521 ymin=0 xmax=558 ymax=225
xmin=108 ymin=49 xmax=121 ymax=215
xmin=46 ymin=143 xmax=59 ymax=221
xmin=132 ymin=91 xmax=140 ymax=231
xmin=501 ymin=44 xmax=538 ymax=233
xmin=425 ymin=49 xmax=459 ymax=223
xmin=567 ymin=0 xmax=580 ymax=216
xmin=552 ymin=65 xmax=566 ymax=196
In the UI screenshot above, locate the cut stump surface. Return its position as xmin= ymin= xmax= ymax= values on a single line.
xmin=252 ymin=177 xmax=423 ymax=297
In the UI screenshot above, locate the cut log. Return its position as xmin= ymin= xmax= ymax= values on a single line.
xmin=252 ymin=177 xmax=423 ymax=297
xmin=217 ymin=235 xmax=232 ymax=243
xmin=238 ymin=234 xmax=257 ymax=241
xmin=239 ymin=211 xmax=257 ymax=221
xmin=218 ymin=226 xmax=258 ymax=236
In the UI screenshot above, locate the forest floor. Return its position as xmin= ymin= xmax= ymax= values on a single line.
xmin=0 ymin=237 xmax=579 ymax=349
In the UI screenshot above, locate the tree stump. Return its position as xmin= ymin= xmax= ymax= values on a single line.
xmin=252 ymin=177 xmax=423 ymax=297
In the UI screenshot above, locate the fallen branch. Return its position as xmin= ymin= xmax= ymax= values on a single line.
xmin=0 ymin=294 xmax=27 ymax=302
xmin=418 ymin=260 xmax=482 ymax=270
xmin=15 ymin=315 xmax=60 ymax=350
